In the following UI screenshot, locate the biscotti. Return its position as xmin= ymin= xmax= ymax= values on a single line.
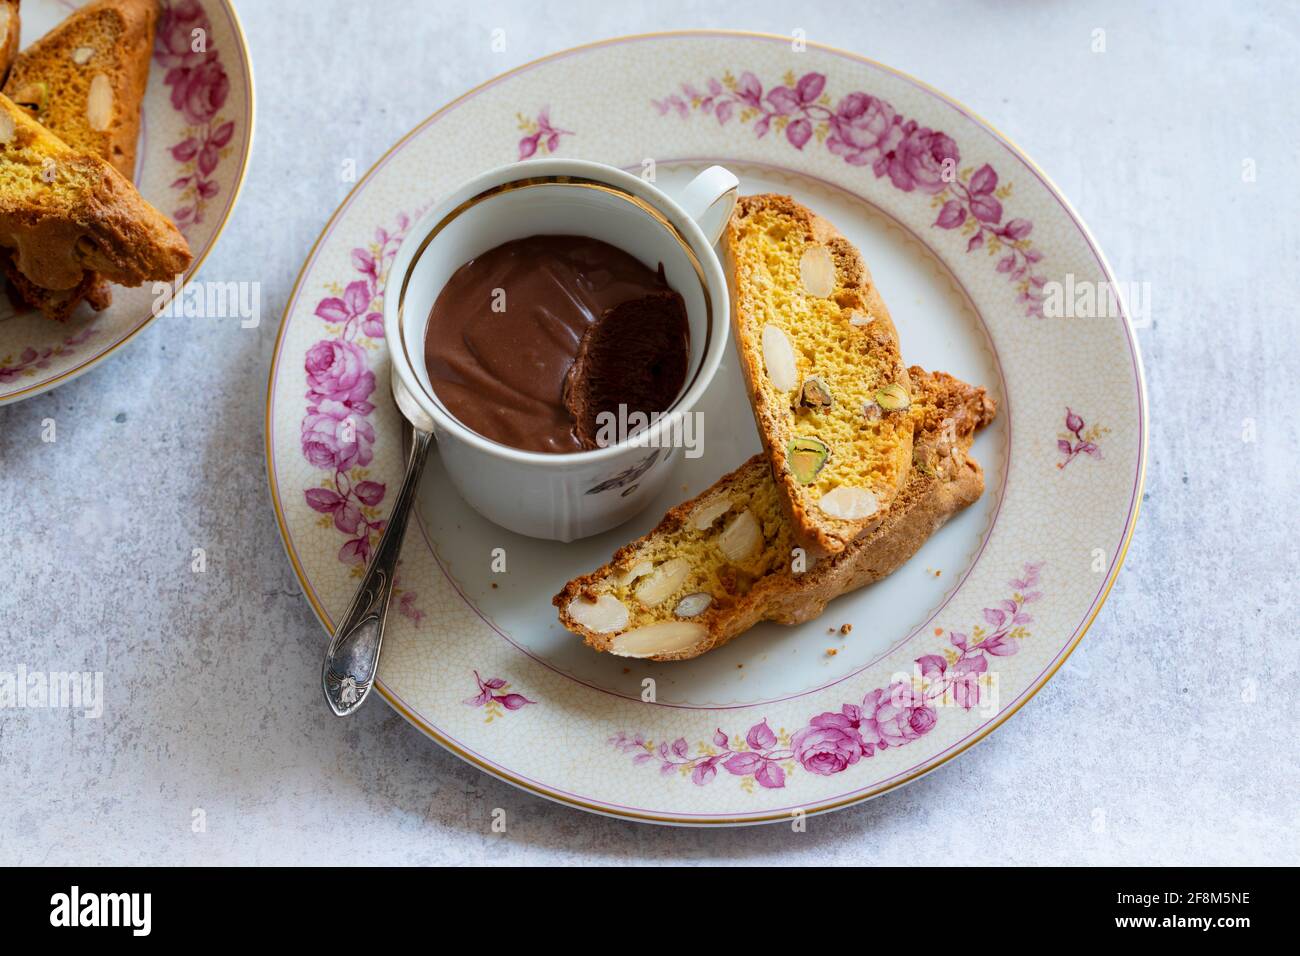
xmin=725 ymin=194 xmax=914 ymax=556
xmin=554 ymin=367 xmax=996 ymax=661
xmin=3 ymin=0 xmax=161 ymax=320
xmin=0 ymin=91 xmax=191 ymax=292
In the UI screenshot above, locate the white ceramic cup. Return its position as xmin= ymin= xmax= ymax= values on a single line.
xmin=384 ymin=159 xmax=739 ymax=541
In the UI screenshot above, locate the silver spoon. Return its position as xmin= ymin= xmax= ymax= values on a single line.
xmin=321 ymin=373 xmax=436 ymax=716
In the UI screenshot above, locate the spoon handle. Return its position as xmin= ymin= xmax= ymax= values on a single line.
xmin=321 ymin=428 xmax=435 ymax=716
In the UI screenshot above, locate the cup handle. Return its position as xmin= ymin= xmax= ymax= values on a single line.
xmin=674 ymin=165 xmax=739 ymax=247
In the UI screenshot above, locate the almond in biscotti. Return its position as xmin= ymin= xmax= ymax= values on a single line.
xmin=565 ymin=594 xmax=629 ymax=633
xmin=615 ymin=560 xmax=652 ymax=586
xmin=86 ymin=74 xmax=113 ymax=131
xmin=673 ymin=593 xmax=712 ymax=618
xmin=610 ymin=621 xmax=708 ymax=658
xmin=761 ymin=323 xmax=797 ymax=392
xmin=634 ymin=557 xmax=690 ymax=607
xmin=725 ymin=194 xmax=914 ymax=555
xmin=818 ymin=486 xmax=879 ymax=521
xmin=798 ymin=244 xmax=836 ymax=297
xmin=717 ymin=510 xmax=761 ymax=562
xmin=691 ymin=498 xmax=732 ymax=530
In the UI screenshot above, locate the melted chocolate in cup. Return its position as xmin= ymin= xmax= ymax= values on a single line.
xmin=424 ymin=235 xmax=689 ymax=454
xmin=563 ymin=289 xmax=689 ymax=449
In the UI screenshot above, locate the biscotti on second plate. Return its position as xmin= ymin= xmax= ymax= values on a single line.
xmin=554 ymin=367 xmax=996 ymax=661
xmin=0 ymin=91 xmax=191 ymax=297
xmin=725 ymin=194 xmax=914 ymax=557
xmin=3 ymin=0 xmax=162 ymax=320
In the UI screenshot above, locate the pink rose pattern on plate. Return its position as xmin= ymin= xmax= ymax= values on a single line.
xmin=464 ymin=671 xmax=535 ymax=722
xmin=0 ymin=327 xmax=99 ymax=384
xmin=155 ymin=0 xmax=237 ymax=229
xmin=300 ymin=212 xmax=424 ymax=620
xmin=654 ymin=70 xmax=1048 ymax=316
xmin=1057 ymin=408 xmax=1107 ymax=469
xmin=516 ymin=107 xmax=573 ymax=160
xmin=613 ymin=563 xmax=1044 ymax=791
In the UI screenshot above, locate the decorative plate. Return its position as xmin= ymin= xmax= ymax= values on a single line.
xmin=0 ymin=0 xmax=253 ymax=405
xmin=266 ymin=32 xmax=1145 ymax=825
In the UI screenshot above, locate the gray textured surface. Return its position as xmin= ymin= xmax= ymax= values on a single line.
xmin=1 ymin=0 xmax=1297 ymax=865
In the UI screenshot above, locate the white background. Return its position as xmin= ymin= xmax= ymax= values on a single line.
xmin=1 ymin=0 xmax=1296 ymax=864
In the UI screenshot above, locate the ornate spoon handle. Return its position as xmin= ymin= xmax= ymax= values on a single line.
xmin=321 ymin=428 xmax=435 ymax=716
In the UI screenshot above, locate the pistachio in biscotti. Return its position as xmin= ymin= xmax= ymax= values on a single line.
xmin=862 ymin=400 xmax=883 ymax=422
xmin=799 ymin=244 xmax=836 ymax=297
xmin=874 ymin=383 xmax=911 ymax=411
xmin=788 ymin=437 xmax=829 ymax=484
xmin=761 ymin=323 xmax=798 ymax=392
xmin=565 ymin=594 xmax=629 ymax=633
xmin=674 ymin=593 xmax=712 ymax=618
xmin=799 ymin=377 xmax=833 ymax=411
xmin=11 ymin=81 xmax=49 ymax=115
